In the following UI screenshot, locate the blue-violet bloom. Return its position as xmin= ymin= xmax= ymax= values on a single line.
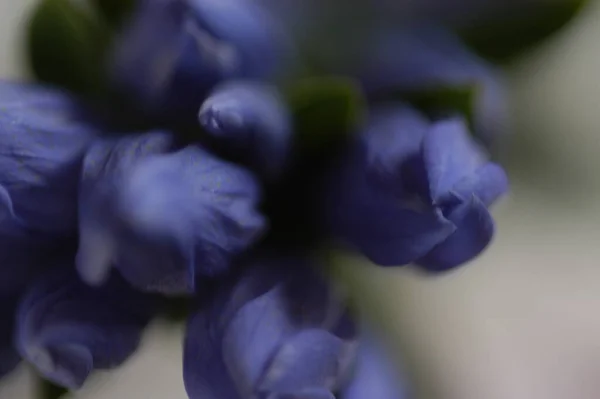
xmin=111 ymin=0 xmax=289 ymax=118
xmin=199 ymin=81 xmax=293 ymax=179
xmin=77 ymin=131 xmax=266 ymax=294
xmin=328 ymin=105 xmax=508 ymax=271
xmin=184 ymin=256 xmax=358 ymax=398
xmin=16 ymin=268 xmax=157 ymax=389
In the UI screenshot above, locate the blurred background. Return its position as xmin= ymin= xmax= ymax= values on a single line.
xmin=1 ymin=0 xmax=600 ymax=398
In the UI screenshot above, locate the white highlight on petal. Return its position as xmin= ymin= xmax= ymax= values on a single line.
xmin=76 ymin=225 xmax=115 ymax=286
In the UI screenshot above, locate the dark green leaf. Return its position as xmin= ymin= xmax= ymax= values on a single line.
xmin=92 ymin=0 xmax=137 ymax=27
xmin=405 ymin=85 xmax=477 ymax=126
xmin=27 ymin=0 xmax=112 ymax=98
xmin=285 ymin=77 xmax=365 ymax=151
xmin=373 ymin=84 xmax=478 ymax=129
xmin=37 ymin=377 xmax=69 ymax=399
xmin=459 ymin=0 xmax=589 ymax=63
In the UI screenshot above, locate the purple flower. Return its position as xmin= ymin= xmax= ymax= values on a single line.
xmin=184 ymin=256 xmax=357 ymax=398
xmin=15 ymin=269 xmax=157 ymax=389
xmin=199 ymin=81 xmax=293 ymax=179
xmin=358 ymin=26 xmax=508 ymax=143
xmin=0 ymin=82 xmax=97 ymax=295
xmin=0 ymin=81 xmax=97 ymax=234
xmin=77 ymin=132 xmax=266 ymax=294
xmin=111 ymin=0 xmax=289 ymax=118
xmin=328 ymin=105 xmax=508 ymax=271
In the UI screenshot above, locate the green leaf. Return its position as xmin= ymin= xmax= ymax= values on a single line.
xmin=92 ymin=0 xmax=137 ymax=27
xmin=37 ymin=377 xmax=69 ymax=399
xmin=405 ymin=85 xmax=478 ymax=127
xmin=285 ymin=77 xmax=365 ymax=151
xmin=27 ymin=0 xmax=112 ymax=98
xmin=459 ymin=0 xmax=589 ymax=63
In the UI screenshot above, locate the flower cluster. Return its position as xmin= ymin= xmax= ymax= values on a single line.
xmin=1 ymin=0 xmax=580 ymax=397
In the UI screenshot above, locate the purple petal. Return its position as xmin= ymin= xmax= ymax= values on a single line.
xmin=0 ymin=81 xmax=97 ymax=234
xmin=422 ymin=118 xmax=486 ymax=203
xmin=184 ymin=257 xmax=356 ymax=398
xmin=417 ymin=195 xmax=495 ymax=271
xmin=452 ymin=162 xmax=508 ymax=207
xmin=77 ymin=132 xmax=174 ymax=288
xmin=342 ymin=335 xmax=408 ymax=399
xmin=111 ymin=0 xmax=289 ymax=118
xmin=199 ymin=81 xmax=292 ymax=178
xmin=360 ymin=106 xmax=429 ymax=195
xmin=222 ymin=285 xmax=296 ymax=395
xmin=328 ymin=161 xmax=455 ymax=266
xmin=16 ymin=269 xmax=157 ymax=389
xmin=78 ymin=131 xmax=265 ymax=295
xmin=258 ymin=329 xmax=355 ymax=395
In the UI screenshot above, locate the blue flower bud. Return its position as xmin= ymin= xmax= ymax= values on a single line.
xmin=199 ymin=81 xmax=292 ymax=179
xmin=111 ymin=0 xmax=289 ymax=119
xmin=77 ymin=132 xmax=266 ymax=294
xmin=328 ymin=105 xmax=507 ymax=271
xmin=184 ymin=257 xmax=357 ymax=398
xmin=16 ymin=269 xmax=157 ymax=389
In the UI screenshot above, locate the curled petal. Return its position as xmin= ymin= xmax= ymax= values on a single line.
xmin=452 ymin=162 xmax=508 ymax=207
xmin=77 ymin=131 xmax=174 ymax=287
xmin=342 ymin=335 xmax=408 ymax=399
xmin=16 ymin=269 xmax=157 ymax=389
xmin=417 ymin=195 xmax=495 ymax=271
xmin=328 ymin=160 xmax=455 ymax=266
xmin=112 ymin=0 xmax=288 ymax=118
xmin=184 ymin=257 xmax=355 ymax=399
xmin=199 ymin=81 xmax=292 ymax=178
xmin=0 ymin=81 xmax=97 ymax=234
xmin=422 ymin=118 xmax=486 ymax=203
xmin=78 ymin=133 xmax=266 ymax=295
xmin=258 ymin=329 xmax=356 ymax=395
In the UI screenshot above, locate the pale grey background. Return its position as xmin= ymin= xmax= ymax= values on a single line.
xmin=1 ymin=1 xmax=600 ymax=398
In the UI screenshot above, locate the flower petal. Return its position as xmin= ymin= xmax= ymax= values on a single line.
xmin=452 ymin=162 xmax=508 ymax=207
xmin=184 ymin=257 xmax=356 ymax=399
xmin=0 ymin=81 xmax=97 ymax=234
xmin=258 ymin=329 xmax=355 ymax=395
xmin=422 ymin=118 xmax=486 ymax=203
xmin=360 ymin=106 xmax=429 ymax=195
xmin=417 ymin=195 xmax=495 ymax=271
xmin=16 ymin=269 xmax=157 ymax=389
xmin=78 ymin=132 xmax=266 ymax=295
xmin=77 ymin=131 xmax=174 ymax=287
xmin=111 ymin=0 xmax=288 ymax=118
xmin=341 ymin=335 xmax=408 ymax=399
xmin=328 ymin=161 xmax=456 ymax=266
xmin=199 ymin=81 xmax=292 ymax=178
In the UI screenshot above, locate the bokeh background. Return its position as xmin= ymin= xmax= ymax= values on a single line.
xmin=1 ymin=1 xmax=600 ymax=398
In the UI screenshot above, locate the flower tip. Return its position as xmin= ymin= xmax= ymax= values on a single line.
xmin=198 ymin=100 xmax=245 ymax=136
